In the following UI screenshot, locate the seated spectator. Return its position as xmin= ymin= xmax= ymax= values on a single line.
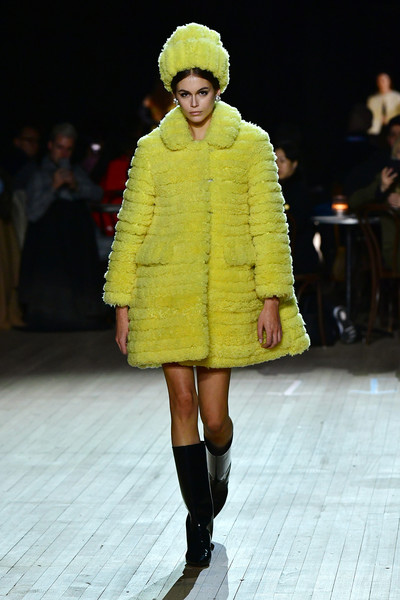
xmin=348 ymin=134 xmax=400 ymax=268
xmin=277 ymin=142 xmax=344 ymax=345
xmin=332 ymin=103 xmax=377 ymax=192
xmin=344 ymin=115 xmax=400 ymax=197
xmin=1 ymin=124 xmax=41 ymax=190
xmin=367 ymin=73 xmax=400 ymax=136
xmin=1 ymin=124 xmax=41 ymax=248
xmin=138 ymin=79 xmax=175 ymax=133
xmin=19 ymin=122 xmax=109 ymax=330
xmin=276 ymin=140 xmax=320 ymax=274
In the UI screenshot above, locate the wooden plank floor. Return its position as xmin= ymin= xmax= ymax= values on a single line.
xmin=1 ymin=328 xmax=400 ymax=599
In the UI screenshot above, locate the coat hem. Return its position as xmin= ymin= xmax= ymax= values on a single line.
xmin=126 ymin=336 xmax=310 ymax=369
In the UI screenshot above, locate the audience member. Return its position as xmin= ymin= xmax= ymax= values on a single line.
xmin=367 ymin=73 xmax=400 ymax=136
xmin=344 ymin=115 xmax=400 ymax=197
xmin=1 ymin=124 xmax=41 ymax=190
xmin=332 ymin=103 xmax=377 ymax=192
xmin=19 ymin=122 xmax=108 ymax=330
xmin=276 ymin=140 xmax=320 ymax=274
xmin=138 ymin=79 xmax=174 ymax=133
xmin=276 ymin=141 xmax=343 ymax=345
xmin=1 ymin=124 xmax=42 ymax=248
xmin=348 ymin=134 xmax=400 ymax=268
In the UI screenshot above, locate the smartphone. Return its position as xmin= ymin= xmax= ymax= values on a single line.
xmin=386 ymin=158 xmax=400 ymax=174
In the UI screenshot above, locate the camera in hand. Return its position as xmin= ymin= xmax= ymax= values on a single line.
xmin=57 ymin=158 xmax=74 ymax=199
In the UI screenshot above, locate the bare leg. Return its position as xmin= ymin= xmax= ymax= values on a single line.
xmin=197 ymin=367 xmax=233 ymax=449
xmin=163 ymin=363 xmax=213 ymax=566
xmin=162 ymin=363 xmax=200 ymax=447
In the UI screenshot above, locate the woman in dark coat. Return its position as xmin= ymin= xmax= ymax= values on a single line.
xmin=276 ymin=140 xmax=320 ymax=274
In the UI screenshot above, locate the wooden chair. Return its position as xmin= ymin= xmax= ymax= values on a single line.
xmin=357 ymin=203 xmax=400 ymax=344
xmin=286 ymin=211 xmax=327 ymax=346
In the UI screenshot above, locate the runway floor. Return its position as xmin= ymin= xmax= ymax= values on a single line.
xmin=1 ymin=327 xmax=400 ymax=599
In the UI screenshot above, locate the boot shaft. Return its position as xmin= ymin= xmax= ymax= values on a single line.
xmin=173 ymin=442 xmax=213 ymax=525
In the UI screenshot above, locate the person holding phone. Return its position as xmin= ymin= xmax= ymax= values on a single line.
xmin=19 ymin=122 xmax=106 ymax=330
xmin=349 ymin=135 xmax=400 ymax=208
xmin=349 ymin=134 xmax=400 ymax=267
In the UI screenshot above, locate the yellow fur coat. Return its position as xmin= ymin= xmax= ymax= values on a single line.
xmin=104 ymin=101 xmax=310 ymax=367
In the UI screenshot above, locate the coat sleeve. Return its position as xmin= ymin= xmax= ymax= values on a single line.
xmin=103 ymin=140 xmax=155 ymax=306
xmin=248 ymin=131 xmax=294 ymax=302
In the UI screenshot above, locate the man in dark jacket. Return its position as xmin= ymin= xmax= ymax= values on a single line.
xmin=19 ymin=123 xmax=108 ymax=331
xmin=26 ymin=123 xmax=102 ymax=222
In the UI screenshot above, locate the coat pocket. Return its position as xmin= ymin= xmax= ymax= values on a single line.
xmin=136 ymin=237 xmax=173 ymax=265
xmin=223 ymin=239 xmax=256 ymax=267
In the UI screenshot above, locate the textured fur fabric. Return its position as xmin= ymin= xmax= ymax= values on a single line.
xmin=104 ymin=102 xmax=310 ymax=368
xmin=158 ymin=22 xmax=230 ymax=93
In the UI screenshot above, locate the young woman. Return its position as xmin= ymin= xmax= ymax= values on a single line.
xmin=275 ymin=140 xmax=320 ymax=274
xmin=104 ymin=23 xmax=309 ymax=567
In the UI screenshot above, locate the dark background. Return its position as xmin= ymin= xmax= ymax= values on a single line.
xmin=2 ymin=0 xmax=400 ymax=187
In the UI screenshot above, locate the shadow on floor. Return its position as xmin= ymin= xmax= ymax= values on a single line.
xmin=133 ymin=544 xmax=229 ymax=599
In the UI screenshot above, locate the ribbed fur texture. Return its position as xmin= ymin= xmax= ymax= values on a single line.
xmin=158 ymin=23 xmax=230 ymax=93
xmin=104 ymin=101 xmax=310 ymax=368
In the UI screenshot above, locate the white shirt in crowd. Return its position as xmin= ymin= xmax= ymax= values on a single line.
xmin=367 ymin=89 xmax=400 ymax=134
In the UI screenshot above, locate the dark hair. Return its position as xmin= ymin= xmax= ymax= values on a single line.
xmin=275 ymin=140 xmax=300 ymax=163
xmin=13 ymin=124 xmax=40 ymax=139
xmin=171 ymin=68 xmax=220 ymax=93
xmin=348 ymin=103 xmax=373 ymax=133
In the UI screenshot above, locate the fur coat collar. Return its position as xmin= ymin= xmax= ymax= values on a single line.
xmin=159 ymin=101 xmax=242 ymax=150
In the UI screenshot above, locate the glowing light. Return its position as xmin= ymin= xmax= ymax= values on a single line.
xmin=332 ymin=199 xmax=348 ymax=215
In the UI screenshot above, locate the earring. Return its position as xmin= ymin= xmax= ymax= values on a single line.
xmin=173 ymin=98 xmax=179 ymax=106
xmin=215 ymin=95 xmax=221 ymax=102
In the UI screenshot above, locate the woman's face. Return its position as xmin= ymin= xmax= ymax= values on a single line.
xmin=174 ymin=74 xmax=220 ymax=128
xmin=276 ymin=148 xmax=298 ymax=180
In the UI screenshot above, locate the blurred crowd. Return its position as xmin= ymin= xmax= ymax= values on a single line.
xmin=1 ymin=72 xmax=400 ymax=342
xmin=0 ymin=80 xmax=174 ymax=332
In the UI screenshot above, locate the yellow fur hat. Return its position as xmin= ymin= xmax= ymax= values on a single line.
xmin=158 ymin=23 xmax=230 ymax=93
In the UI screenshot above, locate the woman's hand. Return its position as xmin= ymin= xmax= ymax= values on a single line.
xmin=115 ymin=306 xmax=129 ymax=355
xmin=380 ymin=167 xmax=398 ymax=192
xmin=257 ymin=296 xmax=282 ymax=349
xmin=387 ymin=192 xmax=400 ymax=209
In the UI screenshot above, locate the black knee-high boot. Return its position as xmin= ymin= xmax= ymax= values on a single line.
xmin=205 ymin=436 xmax=232 ymax=518
xmin=172 ymin=442 xmax=214 ymax=567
